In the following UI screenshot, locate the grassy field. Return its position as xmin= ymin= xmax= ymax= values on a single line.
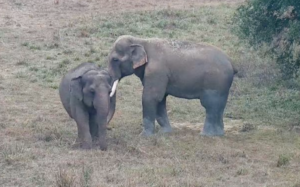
xmin=1 ymin=1 xmax=300 ymax=186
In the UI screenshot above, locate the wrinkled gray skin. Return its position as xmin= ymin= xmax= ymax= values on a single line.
xmin=108 ymin=35 xmax=237 ymax=136
xmin=59 ymin=62 xmax=116 ymax=150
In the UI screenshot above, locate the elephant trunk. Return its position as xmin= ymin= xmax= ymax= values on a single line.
xmin=96 ymin=118 xmax=107 ymax=151
xmin=94 ymin=93 xmax=109 ymax=151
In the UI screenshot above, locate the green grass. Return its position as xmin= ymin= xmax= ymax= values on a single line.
xmin=3 ymin=3 xmax=300 ymax=187
xmin=277 ymin=154 xmax=291 ymax=167
xmin=16 ymin=5 xmax=300 ymax=129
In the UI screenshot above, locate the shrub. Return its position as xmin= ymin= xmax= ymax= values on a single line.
xmin=233 ymin=0 xmax=300 ymax=79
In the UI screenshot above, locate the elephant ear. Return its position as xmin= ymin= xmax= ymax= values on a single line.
xmin=130 ymin=44 xmax=148 ymax=69
xmin=70 ymin=76 xmax=83 ymax=101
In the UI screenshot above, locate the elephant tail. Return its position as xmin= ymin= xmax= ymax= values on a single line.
xmin=226 ymin=56 xmax=238 ymax=75
xmin=233 ymin=65 xmax=238 ymax=75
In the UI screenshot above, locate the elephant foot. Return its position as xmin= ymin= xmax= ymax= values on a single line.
xmin=81 ymin=141 xmax=93 ymax=149
xmin=93 ymin=138 xmax=108 ymax=151
xmin=200 ymin=123 xmax=224 ymax=136
xmin=140 ymin=129 xmax=155 ymax=137
xmin=71 ymin=141 xmax=92 ymax=149
xmin=158 ymin=126 xmax=172 ymax=134
xmin=99 ymin=143 xmax=107 ymax=151
xmin=200 ymin=131 xmax=224 ymax=136
xmin=73 ymin=137 xmax=92 ymax=150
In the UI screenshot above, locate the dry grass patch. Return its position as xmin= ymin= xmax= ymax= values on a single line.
xmin=1 ymin=0 xmax=300 ymax=186
xmin=55 ymin=167 xmax=76 ymax=187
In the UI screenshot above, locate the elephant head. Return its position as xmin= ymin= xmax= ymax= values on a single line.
xmin=70 ymin=68 xmax=115 ymax=150
xmin=108 ymin=35 xmax=148 ymax=96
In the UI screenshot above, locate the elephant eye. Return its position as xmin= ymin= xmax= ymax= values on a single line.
xmin=112 ymin=57 xmax=119 ymax=62
xmin=89 ymin=88 xmax=95 ymax=94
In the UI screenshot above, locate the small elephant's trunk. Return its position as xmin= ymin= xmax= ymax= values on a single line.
xmin=110 ymin=80 xmax=119 ymax=97
xmin=93 ymin=93 xmax=110 ymax=151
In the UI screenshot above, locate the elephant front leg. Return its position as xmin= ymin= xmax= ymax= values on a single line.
xmin=73 ymin=107 xmax=92 ymax=149
xmin=141 ymin=73 xmax=168 ymax=136
xmin=141 ymin=88 xmax=162 ymax=136
xmin=89 ymin=114 xmax=107 ymax=150
xmin=156 ymin=96 xmax=172 ymax=133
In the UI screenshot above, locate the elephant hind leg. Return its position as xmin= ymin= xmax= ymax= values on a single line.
xmin=156 ymin=96 xmax=172 ymax=133
xmin=200 ymin=90 xmax=229 ymax=136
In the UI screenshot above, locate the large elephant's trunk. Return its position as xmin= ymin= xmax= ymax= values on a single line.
xmin=110 ymin=80 xmax=119 ymax=97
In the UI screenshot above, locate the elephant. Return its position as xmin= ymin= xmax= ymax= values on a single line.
xmin=108 ymin=35 xmax=237 ymax=136
xmin=59 ymin=62 xmax=116 ymax=150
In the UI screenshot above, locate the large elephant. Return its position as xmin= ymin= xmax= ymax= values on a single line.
xmin=108 ymin=35 xmax=237 ymax=136
xmin=59 ymin=62 xmax=116 ymax=150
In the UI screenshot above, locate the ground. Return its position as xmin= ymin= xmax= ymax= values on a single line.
xmin=1 ymin=0 xmax=300 ymax=187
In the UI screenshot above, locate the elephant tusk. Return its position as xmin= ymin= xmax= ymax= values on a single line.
xmin=110 ymin=80 xmax=119 ymax=97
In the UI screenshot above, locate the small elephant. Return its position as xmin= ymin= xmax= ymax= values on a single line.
xmin=59 ymin=62 xmax=116 ymax=150
xmin=108 ymin=35 xmax=237 ymax=136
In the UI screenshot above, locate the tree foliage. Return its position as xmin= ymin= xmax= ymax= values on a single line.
xmin=233 ymin=0 xmax=300 ymax=79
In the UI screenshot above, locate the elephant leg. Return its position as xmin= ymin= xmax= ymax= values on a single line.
xmin=200 ymin=90 xmax=228 ymax=136
xmin=141 ymin=94 xmax=158 ymax=136
xmin=73 ymin=107 xmax=92 ymax=149
xmin=89 ymin=114 xmax=107 ymax=150
xmin=89 ymin=114 xmax=99 ymax=142
xmin=141 ymin=75 xmax=168 ymax=136
xmin=156 ymin=95 xmax=172 ymax=133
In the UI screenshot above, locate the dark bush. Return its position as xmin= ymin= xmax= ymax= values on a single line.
xmin=233 ymin=0 xmax=300 ymax=79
